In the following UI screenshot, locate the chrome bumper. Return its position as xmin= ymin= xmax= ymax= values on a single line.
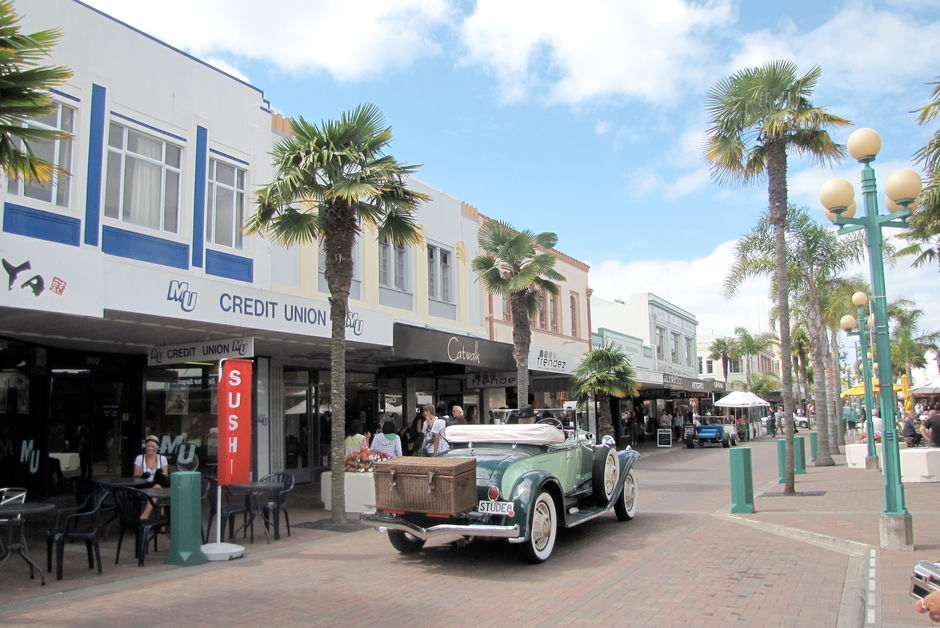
xmin=359 ymin=513 xmax=520 ymax=541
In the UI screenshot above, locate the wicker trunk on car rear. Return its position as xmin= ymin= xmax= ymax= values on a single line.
xmin=373 ymin=457 xmax=476 ymax=515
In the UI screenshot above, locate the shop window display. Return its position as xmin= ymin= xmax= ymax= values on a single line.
xmin=146 ymin=364 xmax=218 ymax=471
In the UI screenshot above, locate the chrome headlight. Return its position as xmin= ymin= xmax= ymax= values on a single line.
xmin=601 ymin=434 xmax=616 ymax=448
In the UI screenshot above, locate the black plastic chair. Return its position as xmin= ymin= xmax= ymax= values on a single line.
xmin=45 ymin=486 xmax=109 ymax=580
xmin=204 ymin=481 xmax=248 ymax=543
xmin=110 ymin=486 xmax=168 ymax=566
xmin=260 ymin=472 xmax=295 ymax=540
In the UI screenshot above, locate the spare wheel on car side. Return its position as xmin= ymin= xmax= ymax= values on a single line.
xmin=592 ymin=445 xmax=619 ymax=506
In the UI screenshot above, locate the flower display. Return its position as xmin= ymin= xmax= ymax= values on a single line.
xmin=344 ymin=449 xmax=389 ymax=472
xmin=856 ymin=432 xmax=882 ymax=444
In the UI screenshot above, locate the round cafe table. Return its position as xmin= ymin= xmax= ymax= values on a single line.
xmin=227 ymin=482 xmax=280 ymax=544
xmin=0 ymin=502 xmax=55 ymax=585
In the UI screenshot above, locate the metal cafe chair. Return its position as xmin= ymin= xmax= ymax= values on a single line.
xmin=0 ymin=487 xmax=27 ymax=554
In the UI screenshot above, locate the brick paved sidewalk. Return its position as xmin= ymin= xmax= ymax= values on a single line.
xmin=0 ymin=437 xmax=936 ymax=627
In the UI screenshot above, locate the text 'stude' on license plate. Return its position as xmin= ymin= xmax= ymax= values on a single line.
xmin=478 ymin=500 xmax=514 ymax=516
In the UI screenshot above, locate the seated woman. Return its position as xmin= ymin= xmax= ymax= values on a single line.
xmin=344 ymin=420 xmax=369 ymax=455
xmin=371 ymin=421 xmax=402 ymax=458
xmin=134 ymin=435 xmax=168 ymax=519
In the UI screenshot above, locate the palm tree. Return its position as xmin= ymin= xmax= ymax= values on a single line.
xmin=733 ymin=326 xmax=774 ymax=391
xmin=472 ymin=219 xmax=565 ymax=410
xmin=571 ymin=342 xmax=638 ymax=440
xmin=790 ymin=323 xmax=811 ymax=411
xmin=727 ymin=206 xmax=866 ymax=466
xmin=821 ymin=276 xmax=869 ymax=450
xmin=897 ymin=75 xmax=940 ymax=270
xmin=749 ymin=372 xmax=780 ymax=399
xmin=0 ymin=0 xmax=72 ymax=182
xmin=706 ymin=60 xmax=848 ymax=490
xmin=888 ymin=298 xmax=940 ymax=381
xmin=246 ymin=104 xmax=427 ymax=524
xmin=709 ymin=337 xmax=736 ymax=381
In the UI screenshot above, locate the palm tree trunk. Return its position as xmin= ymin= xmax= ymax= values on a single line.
xmin=799 ymin=352 xmax=810 ymax=414
xmin=324 ymin=214 xmax=356 ymax=525
xmin=767 ymin=140 xmax=796 ymax=494
xmin=510 ymin=293 xmax=531 ymax=410
xmin=828 ymin=328 xmax=845 ymax=451
xmin=597 ymin=394 xmax=614 ymax=439
xmin=807 ymin=296 xmax=834 ymax=466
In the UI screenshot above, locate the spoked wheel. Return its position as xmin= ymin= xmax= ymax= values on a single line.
xmin=387 ymin=530 xmax=425 ymax=554
xmin=614 ymin=468 xmax=638 ymax=521
xmin=592 ymin=445 xmax=619 ymax=506
xmin=520 ymin=490 xmax=557 ymax=563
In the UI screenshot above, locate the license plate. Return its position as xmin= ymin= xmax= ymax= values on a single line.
xmin=478 ymin=500 xmax=514 ymax=516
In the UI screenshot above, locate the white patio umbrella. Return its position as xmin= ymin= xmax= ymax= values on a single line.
xmin=910 ymin=374 xmax=940 ymax=396
xmin=715 ymin=390 xmax=768 ymax=408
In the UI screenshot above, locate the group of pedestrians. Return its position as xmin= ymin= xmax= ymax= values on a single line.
xmin=344 ymin=401 xmax=471 ymax=459
xmin=901 ymin=406 xmax=940 ymax=448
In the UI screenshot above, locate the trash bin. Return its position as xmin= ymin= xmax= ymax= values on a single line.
xmin=809 ymin=431 xmax=818 ymax=462
xmin=730 ymin=448 xmax=754 ymax=513
xmin=166 ymin=471 xmax=207 ymax=566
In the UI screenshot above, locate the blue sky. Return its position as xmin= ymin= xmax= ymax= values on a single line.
xmin=81 ymin=0 xmax=940 ymax=361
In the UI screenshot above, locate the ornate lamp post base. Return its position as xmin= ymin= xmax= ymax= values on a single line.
xmin=880 ymin=513 xmax=914 ymax=551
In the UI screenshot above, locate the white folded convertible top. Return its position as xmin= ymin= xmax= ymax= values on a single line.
xmin=446 ymin=423 xmax=565 ymax=445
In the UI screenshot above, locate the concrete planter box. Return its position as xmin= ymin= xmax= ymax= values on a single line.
xmin=845 ymin=443 xmax=940 ymax=482
xmin=320 ymin=471 xmax=376 ymax=513
xmin=845 ymin=443 xmax=880 ymax=469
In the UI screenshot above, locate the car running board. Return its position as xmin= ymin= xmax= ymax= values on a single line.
xmin=564 ymin=505 xmax=611 ymax=528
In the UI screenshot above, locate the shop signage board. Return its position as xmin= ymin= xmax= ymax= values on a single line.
xmin=104 ymin=261 xmax=393 ymax=345
xmin=218 ymin=358 xmax=252 ymax=485
xmin=466 ymin=371 xmax=517 ymax=389
xmin=148 ymin=337 xmax=255 ymax=366
xmin=527 ymin=346 xmax=581 ymax=374
xmin=657 ymin=429 xmax=672 ymax=447
xmin=0 ymin=231 xmax=103 ymax=317
xmin=393 ymin=324 xmax=515 ymax=370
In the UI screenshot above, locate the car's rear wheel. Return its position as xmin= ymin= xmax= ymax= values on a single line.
xmin=520 ymin=490 xmax=557 ymax=563
xmin=592 ymin=445 xmax=619 ymax=505
xmin=722 ymin=434 xmax=730 ymax=448
xmin=387 ymin=530 xmax=425 ymax=554
xmin=614 ymin=468 xmax=638 ymax=521
xmin=685 ymin=439 xmax=695 ymax=449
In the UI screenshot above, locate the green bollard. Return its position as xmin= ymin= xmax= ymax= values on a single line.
xmin=730 ymin=448 xmax=755 ymax=513
xmin=777 ymin=438 xmax=786 ymax=483
xmin=809 ymin=431 xmax=818 ymax=462
xmin=166 ymin=471 xmax=208 ymax=566
xmin=794 ymin=436 xmax=806 ymax=475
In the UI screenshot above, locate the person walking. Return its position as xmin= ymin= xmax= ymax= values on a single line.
xmin=423 ymin=404 xmax=449 ymax=456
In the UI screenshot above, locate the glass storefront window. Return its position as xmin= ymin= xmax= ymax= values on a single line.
xmin=146 ymin=363 xmax=218 ymax=471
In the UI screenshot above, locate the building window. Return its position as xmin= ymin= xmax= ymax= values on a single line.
xmin=427 ymin=244 xmax=453 ymax=302
xmin=706 ymin=359 xmax=713 ymax=373
xmin=730 ymin=358 xmax=741 ymax=373
xmin=549 ymin=293 xmax=558 ymax=333
xmin=655 ymin=326 xmax=665 ymax=360
xmin=105 ymin=122 xmax=181 ymax=232
xmin=685 ymin=337 xmax=694 ymax=367
xmin=206 ymin=158 xmax=245 ymax=249
xmin=537 ymin=290 xmax=547 ymax=329
xmin=698 ymin=357 xmax=703 ymax=373
xmin=7 ymin=102 xmax=74 ymax=207
xmin=570 ymin=293 xmax=580 ymax=337
xmin=502 ymin=295 xmax=510 ymax=321
xmin=379 ymin=236 xmax=409 ymax=291
xmin=671 ymin=332 xmax=680 ymax=363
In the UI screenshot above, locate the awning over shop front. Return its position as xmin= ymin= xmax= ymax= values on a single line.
xmin=392 ymin=323 xmax=516 ymax=371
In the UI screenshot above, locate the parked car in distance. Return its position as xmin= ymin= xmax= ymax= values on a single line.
xmin=361 ymin=422 xmax=639 ymax=563
xmin=684 ymin=418 xmax=737 ymax=448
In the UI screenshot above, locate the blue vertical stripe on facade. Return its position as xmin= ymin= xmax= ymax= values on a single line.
xmin=84 ymin=83 xmax=107 ymax=246
xmin=192 ymin=125 xmax=207 ymax=267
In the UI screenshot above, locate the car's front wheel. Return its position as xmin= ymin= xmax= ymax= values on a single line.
xmin=520 ymin=490 xmax=557 ymax=563
xmin=592 ymin=445 xmax=619 ymax=506
xmin=387 ymin=530 xmax=425 ymax=554
xmin=614 ymin=468 xmax=638 ymax=521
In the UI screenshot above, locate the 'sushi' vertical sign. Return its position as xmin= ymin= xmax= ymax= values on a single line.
xmin=218 ymin=358 xmax=252 ymax=485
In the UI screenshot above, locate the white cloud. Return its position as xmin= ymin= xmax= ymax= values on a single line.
xmin=728 ymin=6 xmax=940 ymax=101
xmin=589 ymin=241 xmax=775 ymax=338
xmin=594 ymin=121 xmax=612 ymax=135
xmin=459 ymin=0 xmax=735 ymax=105
xmin=203 ymin=57 xmax=250 ymax=84
xmin=83 ymin=0 xmax=452 ymax=80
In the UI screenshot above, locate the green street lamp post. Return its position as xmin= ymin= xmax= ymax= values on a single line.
xmin=840 ymin=297 xmax=877 ymax=469
xmin=821 ymin=127 xmax=920 ymax=550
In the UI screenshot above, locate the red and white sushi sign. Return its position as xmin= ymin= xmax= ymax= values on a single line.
xmin=218 ymin=358 xmax=252 ymax=486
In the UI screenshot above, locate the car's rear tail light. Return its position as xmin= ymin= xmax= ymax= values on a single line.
xmin=487 ymin=485 xmax=500 ymax=501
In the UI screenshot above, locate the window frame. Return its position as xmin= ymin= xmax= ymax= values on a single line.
xmin=7 ymin=101 xmax=75 ymax=208
xmin=104 ymin=121 xmax=182 ymax=234
xmin=427 ymin=243 xmax=454 ymax=304
xmin=378 ymin=236 xmax=410 ymax=292
xmin=205 ymin=157 xmax=246 ymax=249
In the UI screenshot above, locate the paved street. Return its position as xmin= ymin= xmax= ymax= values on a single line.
xmin=1 ymin=437 xmax=937 ymax=627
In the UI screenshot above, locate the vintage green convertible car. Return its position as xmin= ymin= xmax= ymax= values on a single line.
xmin=360 ymin=421 xmax=639 ymax=563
